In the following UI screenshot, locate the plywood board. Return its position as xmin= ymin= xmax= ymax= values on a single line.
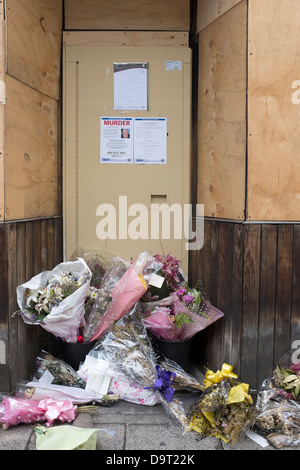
xmin=63 ymin=31 xmax=189 ymax=48
xmin=0 ymin=1 xmax=5 ymax=221
xmin=64 ymin=0 xmax=190 ymax=31
xmin=6 ymin=0 xmax=62 ymax=100
xmin=247 ymin=0 xmax=300 ymax=221
xmin=197 ymin=1 xmax=246 ymax=220
xmin=197 ymin=0 xmax=243 ymax=32
xmin=5 ymin=74 xmax=59 ymax=220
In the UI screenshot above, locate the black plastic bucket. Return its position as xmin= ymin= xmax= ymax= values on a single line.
xmin=62 ymin=340 xmax=95 ymax=371
xmin=153 ymin=336 xmax=193 ymax=372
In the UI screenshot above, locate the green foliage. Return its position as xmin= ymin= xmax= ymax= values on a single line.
xmin=173 ymin=313 xmax=194 ymax=330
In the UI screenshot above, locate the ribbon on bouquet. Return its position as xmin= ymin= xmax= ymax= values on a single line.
xmin=145 ymin=365 xmax=176 ymax=402
xmin=204 ymin=363 xmax=238 ymax=388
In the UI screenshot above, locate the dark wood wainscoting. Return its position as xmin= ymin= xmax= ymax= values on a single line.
xmin=0 ymin=218 xmax=63 ymax=391
xmin=189 ymin=219 xmax=300 ymax=389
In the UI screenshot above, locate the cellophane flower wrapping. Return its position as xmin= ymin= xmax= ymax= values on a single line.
xmin=0 ymin=396 xmax=77 ymax=428
xmin=158 ymin=358 xmax=205 ymax=393
xmin=89 ymin=303 xmax=190 ymax=430
xmin=263 ymin=350 xmax=300 ymax=401
xmin=70 ymin=247 xmax=116 ymax=320
xmin=0 ymin=397 xmax=45 ymax=429
xmin=85 ymin=251 xmax=161 ymax=342
xmin=15 ymin=258 xmax=92 ymax=343
xmin=77 ymin=355 xmax=158 ymax=406
xmin=70 ymin=247 xmax=115 ymax=289
xmin=33 ymin=350 xmax=85 ymax=388
xmin=252 ymin=349 xmax=300 ymax=447
xmin=143 ymin=294 xmax=224 ymax=341
xmin=82 ymin=257 xmax=129 ymax=342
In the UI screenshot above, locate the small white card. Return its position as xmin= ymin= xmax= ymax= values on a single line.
xmin=39 ymin=369 xmax=54 ymax=384
xmin=246 ymin=430 xmax=269 ymax=448
xmin=148 ymin=273 xmax=165 ymax=288
xmin=165 ymin=60 xmax=182 ymax=71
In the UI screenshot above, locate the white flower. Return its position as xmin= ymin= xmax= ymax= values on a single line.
xmin=26 ymin=290 xmax=39 ymax=307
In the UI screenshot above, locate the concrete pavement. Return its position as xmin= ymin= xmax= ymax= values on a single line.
xmin=0 ymin=392 xmax=299 ymax=451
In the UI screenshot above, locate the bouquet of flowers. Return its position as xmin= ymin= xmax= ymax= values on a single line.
xmin=33 ymin=350 xmax=85 ymax=388
xmin=259 ymin=351 xmax=300 ymax=401
xmin=272 ymin=363 xmax=300 ymax=400
xmin=142 ymin=253 xmax=186 ymax=302
xmin=89 ymin=303 xmax=190 ymax=429
xmin=82 ymin=257 xmax=129 ymax=342
xmin=84 ymin=252 xmax=162 ymax=342
xmin=188 ymin=365 xmax=255 ymax=443
xmin=143 ymin=293 xmax=224 ymax=342
xmin=14 ymin=258 xmax=91 ymax=343
xmin=141 ymin=253 xmax=224 ymax=342
xmin=70 ymin=248 xmax=115 ymax=320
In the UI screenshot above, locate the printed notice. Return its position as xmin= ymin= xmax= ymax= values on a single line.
xmin=100 ymin=117 xmax=133 ymax=163
xmin=114 ymin=63 xmax=148 ymax=111
xmin=134 ymin=118 xmax=167 ymax=164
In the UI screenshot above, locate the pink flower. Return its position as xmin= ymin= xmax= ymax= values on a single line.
xmin=176 ymin=288 xmax=187 ymax=297
xmin=182 ymin=294 xmax=194 ymax=305
xmin=290 ymin=362 xmax=300 ymax=372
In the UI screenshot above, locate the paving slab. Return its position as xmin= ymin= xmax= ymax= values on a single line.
xmin=0 ymin=424 xmax=34 ymax=450
xmin=124 ymin=423 xmax=222 ymax=450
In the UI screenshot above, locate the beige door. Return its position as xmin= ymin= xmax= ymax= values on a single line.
xmin=63 ymin=44 xmax=191 ymax=272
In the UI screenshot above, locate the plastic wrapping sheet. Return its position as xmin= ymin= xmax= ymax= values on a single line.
xmin=70 ymin=247 xmax=115 ymax=289
xmin=255 ymin=398 xmax=300 ymax=434
xmin=89 ymin=303 xmax=190 ymax=429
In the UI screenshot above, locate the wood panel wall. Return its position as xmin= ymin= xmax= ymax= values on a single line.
xmin=190 ymin=219 xmax=300 ymax=389
xmin=197 ymin=0 xmax=300 ymax=222
xmin=0 ymin=0 xmax=63 ymax=391
xmin=197 ymin=0 xmax=247 ymax=220
xmin=3 ymin=0 xmax=62 ymax=221
xmin=64 ymin=0 xmax=190 ymax=31
xmin=197 ymin=0 xmax=243 ymax=32
xmin=0 ymin=218 xmax=63 ymax=391
xmin=247 ymin=0 xmax=300 ymax=221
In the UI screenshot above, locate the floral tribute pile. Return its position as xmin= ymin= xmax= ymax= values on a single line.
xmin=3 ymin=248 xmax=299 ymax=448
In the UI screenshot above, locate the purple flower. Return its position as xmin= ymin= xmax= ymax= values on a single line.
xmin=176 ymin=288 xmax=187 ymax=297
xmin=182 ymin=294 xmax=194 ymax=305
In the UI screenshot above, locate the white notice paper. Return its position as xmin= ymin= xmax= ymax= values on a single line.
xmin=114 ymin=63 xmax=148 ymax=111
xmin=134 ymin=118 xmax=167 ymax=164
xmin=100 ymin=117 xmax=133 ymax=163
